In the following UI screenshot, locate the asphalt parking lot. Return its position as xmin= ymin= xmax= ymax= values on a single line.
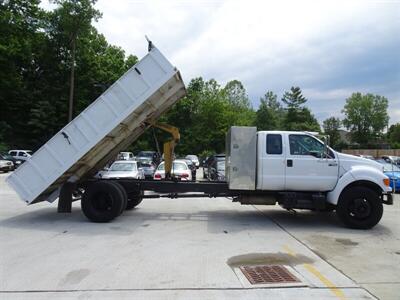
xmin=1 ymin=170 xmax=399 ymax=300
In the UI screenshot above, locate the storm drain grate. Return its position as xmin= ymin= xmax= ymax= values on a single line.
xmin=239 ymin=265 xmax=300 ymax=285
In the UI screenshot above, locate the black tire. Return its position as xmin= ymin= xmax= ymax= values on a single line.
xmin=110 ymin=181 xmax=128 ymax=215
xmin=126 ymin=190 xmax=144 ymax=210
xmin=336 ymin=186 xmax=383 ymax=229
xmin=81 ymin=181 xmax=125 ymax=222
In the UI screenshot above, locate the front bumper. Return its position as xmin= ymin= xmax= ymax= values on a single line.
xmin=382 ymin=193 xmax=393 ymax=205
xmin=0 ymin=165 xmax=13 ymax=171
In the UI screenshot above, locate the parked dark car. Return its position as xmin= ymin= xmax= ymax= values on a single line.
xmin=203 ymin=154 xmax=225 ymax=179
xmin=137 ymin=161 xmax=157 ymax=179
xmin=184 ymin=159 xmax=196 ymax=181
xmin=136 ymin=151 xmax=161 ymax=165
xmin=209 ymin=159 xmax=226 ymax=181
xmin=0 ymin=152 xmax=22 ymax=169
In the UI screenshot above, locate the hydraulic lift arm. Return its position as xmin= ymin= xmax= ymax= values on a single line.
xmin=151 ymin=123 xmax=180 ymax=179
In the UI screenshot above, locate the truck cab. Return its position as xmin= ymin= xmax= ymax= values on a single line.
xmin=256 ymin=131 xmax=385 ymax=192
xmin=226 ymin=127 xmax=393 ymax=229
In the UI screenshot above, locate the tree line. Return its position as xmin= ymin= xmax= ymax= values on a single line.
xmin=0 ymin=0 xmax=398 ymax=156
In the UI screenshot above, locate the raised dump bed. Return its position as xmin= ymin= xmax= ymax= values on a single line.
xmin=6 ymin=43 xmax=186 ymax=204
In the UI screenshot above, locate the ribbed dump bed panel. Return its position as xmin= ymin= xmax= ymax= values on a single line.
xmin=6 ymin=46 xmax=186 ymax=204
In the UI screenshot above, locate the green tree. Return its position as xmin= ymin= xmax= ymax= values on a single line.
xmin=255 ymin=91 xmax=284 ymax=130
xmin=0 ymin=0 xmax=46 ymax=148
xmin=342 ymin=93 xmax=389 ymax=145
xmin=281 ymin=87 xmax=320 ymax=132
xmin=50 ymin=0 xmax=101 ymax=121
xmin=161 ymin=78 xmax=255 ymax=155
xmin=0 ymin=1 xmax=138 ymax=149
xmin=323 ymin=117 xmax=341 ymax=149
xmin=388 ymin=123 xmax=400 ymax=148
xmin=282 ymin=86 xmax=307 ymax=109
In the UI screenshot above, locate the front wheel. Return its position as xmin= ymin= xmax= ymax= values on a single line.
xmin=336 ymin=186 xmax=383 ymax=229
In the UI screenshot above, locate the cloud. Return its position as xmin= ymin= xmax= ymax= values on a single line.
xmin=41 ymin=0 xmax=400 ymax=124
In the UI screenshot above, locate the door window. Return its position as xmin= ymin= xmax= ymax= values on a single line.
xmin=289 ymin=134 xmax=333 ymax=158
xmin=266 ymin=134 xmax=282 ymax=155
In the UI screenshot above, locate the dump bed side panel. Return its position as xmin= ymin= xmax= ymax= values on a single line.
xmin=6 ymin=47 xmax=186 ymax=204
xmin=225 ymin=126 xmax=257 ymax=190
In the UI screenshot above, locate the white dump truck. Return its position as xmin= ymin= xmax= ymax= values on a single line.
xmin=6 ymin=40 xmax=393 ymax=229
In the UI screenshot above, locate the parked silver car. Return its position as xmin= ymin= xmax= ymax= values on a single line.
xmin=0 ymin=159 xmax=14 ymax=173
xmin=153 ymin=160 xmax=192 ymax=181
xmin=8 ymin=150 xmax=32 ymax=162
xmin=100 ymin=160 xmax=144 ymax=179
xmin=138 ymin=161 xmax=157 ymax=179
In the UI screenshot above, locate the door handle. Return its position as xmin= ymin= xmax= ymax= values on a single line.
xmin=328 ymin=162 xmax=338 ymax=166
xmin=287 ymin=159 xmax=293 ymax=167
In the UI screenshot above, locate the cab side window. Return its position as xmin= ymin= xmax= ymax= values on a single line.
xmin=266 ymin=134 xmax=282 ymax=155
xmin=289 ymin=134 xmax=324 ymax=156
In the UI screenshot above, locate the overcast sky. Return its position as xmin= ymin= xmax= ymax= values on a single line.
xmin=41 ymin=0 xmax=400 ymax=125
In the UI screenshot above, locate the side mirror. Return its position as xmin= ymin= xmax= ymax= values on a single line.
xmin=103 ymin=167 xmax=109 ymax=171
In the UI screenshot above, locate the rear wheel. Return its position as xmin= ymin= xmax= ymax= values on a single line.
xmin=336 ymin=186 xmax=383 ymax=229
xmin=110 ymin=182 xmax=128 ymax=215
xmin=81 ymin=181 xmax=125 ymax=222
xmin=126 ymin=190 xmax=144 ymax=210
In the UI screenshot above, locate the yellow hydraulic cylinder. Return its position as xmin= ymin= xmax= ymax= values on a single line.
xmin=151 ymin=123 xmax=180 ymax=179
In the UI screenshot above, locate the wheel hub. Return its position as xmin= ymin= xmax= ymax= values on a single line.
xmin=349 ymin=198 xmax=371 ymax=219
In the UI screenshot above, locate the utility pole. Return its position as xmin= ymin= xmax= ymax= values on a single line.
xmin=68 ymin=34 xmax=76 ymax=122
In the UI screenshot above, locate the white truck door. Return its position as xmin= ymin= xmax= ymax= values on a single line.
xmin=285 ymin=134 xmax=339 ymax=191
xmin=257 ymin=133 xmax=285 ymax=190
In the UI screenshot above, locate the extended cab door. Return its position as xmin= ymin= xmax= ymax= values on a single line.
xmin=284 ymin=134 xmax=339 ymax=191
xmin=257 ymin=132 xmax=285 ymax=190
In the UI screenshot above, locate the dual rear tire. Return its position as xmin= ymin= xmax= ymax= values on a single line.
xmin=81 ymin=181 xmax=142 ymax=222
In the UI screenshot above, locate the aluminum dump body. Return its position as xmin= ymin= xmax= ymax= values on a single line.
xmin=6 ymin=45 xmax=186 ymax=204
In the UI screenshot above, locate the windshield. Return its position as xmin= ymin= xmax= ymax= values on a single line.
xmin=157 ymin=162 xmax=188 ymax=171
xmin=139 ymin=162 xmax=153 ymax=168
xmin=1 ymin=153 xmax=13 ymax=160
xmin=110 ymin=162 xmax=137 ymax=171
xmin=138 ymin=151 xmax=153 ymax=158
xmin=186 ymin=155 xmax=198 ymax=160
xmin=217 ymin=161 xmax=225 ymax=171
